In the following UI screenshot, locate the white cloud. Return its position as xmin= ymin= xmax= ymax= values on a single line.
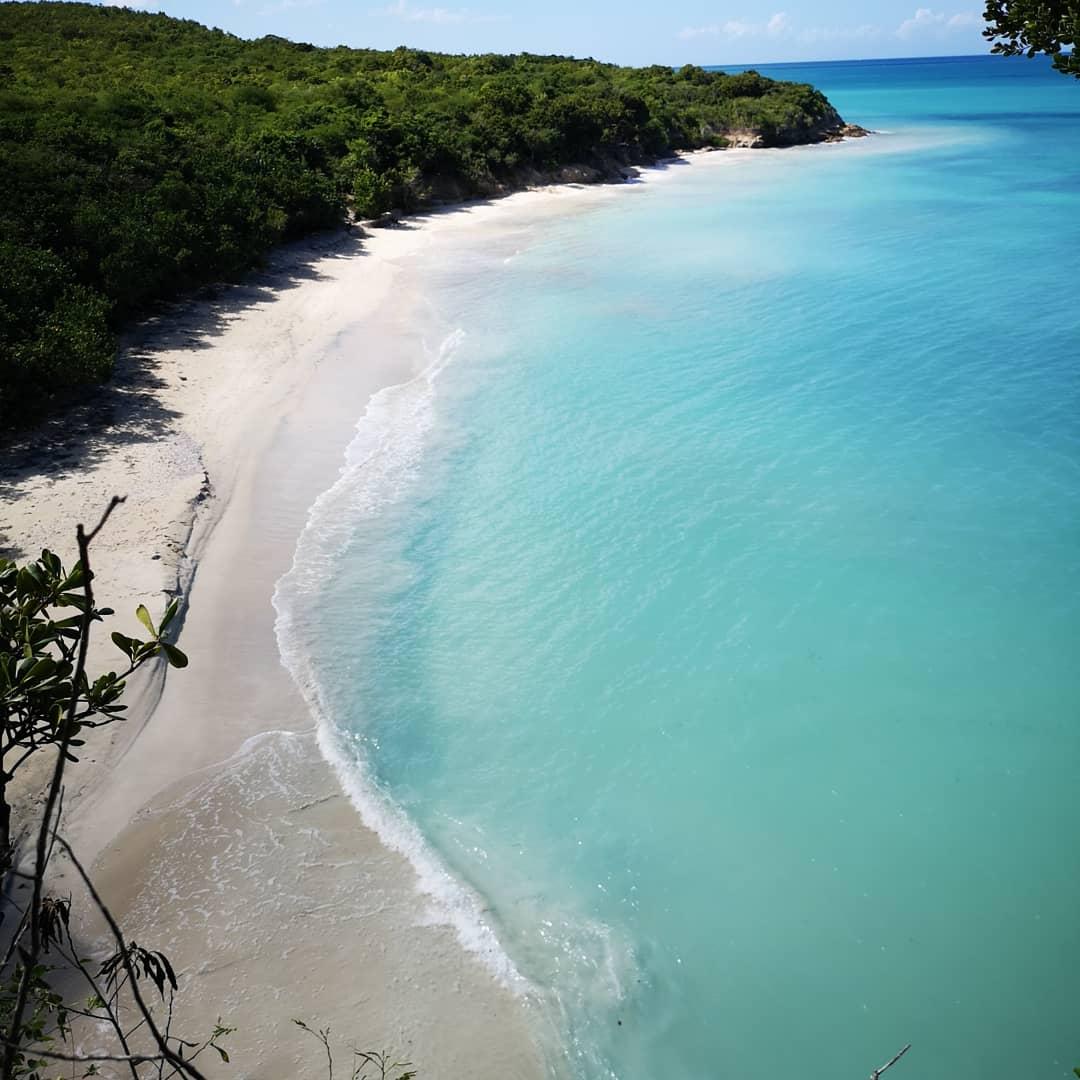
xmin=677 ymin=13 xmax=786 ymax=40
xmin=677 ymin=12 xmax=881 ymax=45
xmin=896 ymin=7 xmax=980 ymax=39
xmin=799 ymin=22 xmax=881 ymax=43
xmin=370 ymin=0 xmax=504 ymax=24
xmin=766 ymin=12 xmax=790 ymax=36
xmin=678 ymin=8 xmax=980 ymax=47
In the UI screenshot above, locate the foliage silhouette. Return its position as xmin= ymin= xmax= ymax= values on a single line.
xmin=0 ymin=499 xmax=220 ymax=1080
xmin=984 ymin=0 xmax=1079 ymax=77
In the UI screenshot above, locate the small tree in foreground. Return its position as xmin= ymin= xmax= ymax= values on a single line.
xmin=0 ymin=499 xmax=415 ymax=1080
xmin=0 ymin=497 xmax=225 ymax=1079
xmin=0 ymin=525 xmax=187 ymax=874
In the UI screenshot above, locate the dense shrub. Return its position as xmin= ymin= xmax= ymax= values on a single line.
xmin=0 ymin=2 xmax=842 ymax=429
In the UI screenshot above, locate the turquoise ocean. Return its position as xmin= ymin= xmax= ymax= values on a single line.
xmin=275 ymin=55 xmax=1080 ymax=1080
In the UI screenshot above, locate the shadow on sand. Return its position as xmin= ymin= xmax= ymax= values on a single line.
xmin=0 ymin=228 xmax=372 ymax=559
xmin=0 ymin=163 xmax=696 ymax=558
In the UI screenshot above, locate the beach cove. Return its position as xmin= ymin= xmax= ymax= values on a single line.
xmin=2 ymin=51 xmax=1080 ymax=1080
xmin=1 ymin=153 xmax=766 ymax=1078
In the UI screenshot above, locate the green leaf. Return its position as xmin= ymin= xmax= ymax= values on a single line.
xmin=111 ymin=632 xmax=136 ymax=659
xmin=214 ymin=1045 xmax=230 ymax=1063
xmin=135 ymin=604 xmax=156 ymax=638
xmin=161 ymin=642 xmax=188 ymax=668
xmin=17 ymin=566 xmax=43 ymax=594
xmin=159 ymin=597 xmax=180 ymax=633
xmin=28 ymin=656 xmax=56 ymax=678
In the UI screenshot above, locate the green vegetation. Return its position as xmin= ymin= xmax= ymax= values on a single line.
xmin=0 ymin=1 xmax=843 ymax=430
xmin=0 ymin=532 xmax=187 ymax=873
xmin=0 ymin=509 xmax=412 ymax=1077
xmin=984 ymin=0 xmax=1079 ymax=77
xmin=0 ymin=502 xmax=217 ymax=1079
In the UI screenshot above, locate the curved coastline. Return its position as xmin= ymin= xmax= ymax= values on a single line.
xmin=2 ymin=141 xmax=872 ymax=1079
xmin=270 ymin=327 xmax=532 ymax=988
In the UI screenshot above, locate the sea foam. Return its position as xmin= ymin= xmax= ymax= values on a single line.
xmin=271 ymin=328 xmax=528 ymax=990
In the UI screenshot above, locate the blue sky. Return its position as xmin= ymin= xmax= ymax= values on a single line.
xmin=100 ymin=0 xmax=990 ymax=65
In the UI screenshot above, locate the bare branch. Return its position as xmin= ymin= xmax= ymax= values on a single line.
xmin=295 ymin=1020 xmax=334 ymax=1080
xmin=54 ymin=936 xmax=141 ymax=1080
xmin=83 ymin=496 xmax=127 ymax=546
xmin=871 ymin=1044 xmax=912 ymax=1080
xmin=0 ymin=499 xmax=217 ymax=1080
xmin=0 ymin=1038 xmax=170 ymax=1067
xmin=57 ymin=837 xmax=210 ymax=1080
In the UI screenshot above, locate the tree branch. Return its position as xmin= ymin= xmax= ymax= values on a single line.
xmin=0 ymin=1039 xmax=172 ymax=1067
xmin=0 ymin=503 xmax=119 ymax=1079
xmin=55 ymin=936 xmax=141 ymax=1080
xmin=871 ymin=1043 xmax=911 ymax=1079
xmin=57 ymin=837 xmax=210 ymax=1080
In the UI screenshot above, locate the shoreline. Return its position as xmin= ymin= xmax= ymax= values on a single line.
xmin=1 ymin=143 xmax=859 ymax=1077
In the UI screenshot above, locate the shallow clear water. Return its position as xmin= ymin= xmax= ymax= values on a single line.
xmin=277 ymin=55 xmax=1080 ymax=1080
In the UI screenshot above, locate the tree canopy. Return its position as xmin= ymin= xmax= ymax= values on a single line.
xmin=983 ymin=0 xmax=1079 ymax=77
xmin=0 ymin=2 xmax=844 ymax=431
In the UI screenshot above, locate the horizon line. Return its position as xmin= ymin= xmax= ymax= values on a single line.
xmin=713 ymin=51 xmax=1014 ymax=68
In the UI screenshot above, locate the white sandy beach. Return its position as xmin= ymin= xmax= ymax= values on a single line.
xmin=1 ymin=164 xmax=717 ymax=1078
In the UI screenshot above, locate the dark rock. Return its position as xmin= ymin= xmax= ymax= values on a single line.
xmin=724 ymin=131 xmax=767 ymax=149
xmin=552 ymin=163 xmax=603 ymax=185
xmin=369 ymin=209 xmax=404 ymax=228
xmin=821 ymin=121 xmax=873 ymax=143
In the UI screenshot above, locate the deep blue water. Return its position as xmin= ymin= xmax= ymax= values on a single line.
xmin=276 ymin=54 xmax=1080 ymax=1079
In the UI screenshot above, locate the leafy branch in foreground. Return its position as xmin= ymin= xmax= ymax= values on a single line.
xmin=0 ymin=525 xmax=187 ymax=874
xmin=983 ymin=0 xmax=1080 ymax=77
xmin=0 ymin=497 xmax=217 ymax=1080
xmin=1 ymin=501 xmax=416 ymax=1079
